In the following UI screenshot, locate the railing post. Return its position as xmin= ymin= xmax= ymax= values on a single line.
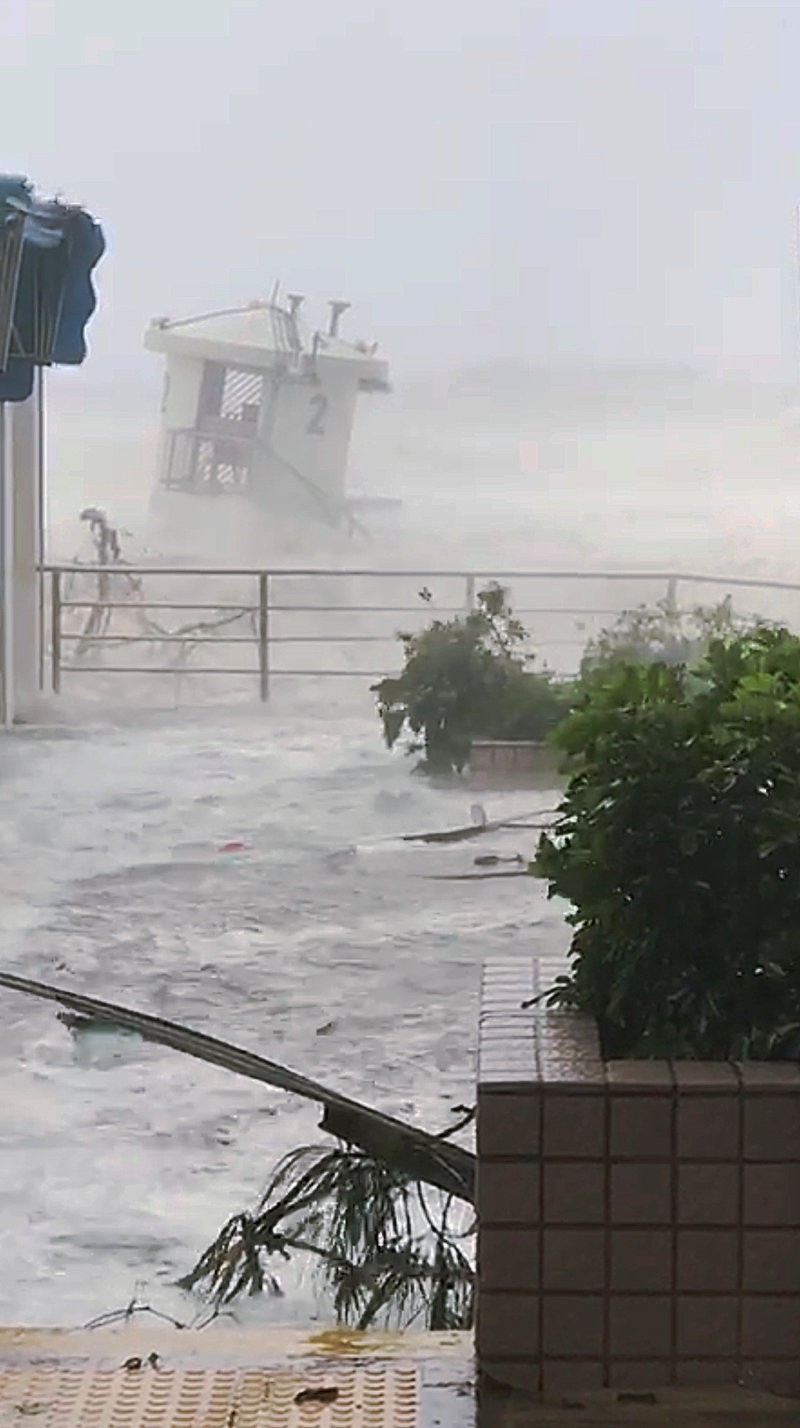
xmin=665 ymin=575 xmax=679 ymax=617
xmin=51 ymin=569 xmax=61 ymax=694
xmin=465 ymin=574 xmax=476 ymax=613
xmin=258 ymin=572 xmax=269 ymax=702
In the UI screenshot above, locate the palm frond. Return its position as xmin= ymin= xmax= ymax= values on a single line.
xmin=179 ymin=1133 xmax=475 ymax=1332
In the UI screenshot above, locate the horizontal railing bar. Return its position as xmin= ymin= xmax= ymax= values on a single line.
xmin=259 ymin=670 xmax=400 ymax=677
xmin=62 ymin=666 xmax=257 ymax=675
xmin=266 ymin=605 xmax=463 ymax=614
xmin=62 ymin=633 xmax=576 ymax=647
xmin=267 ymin=605 xmax=619 ymax=616
xmin=249 ymin=635 xmax=395 ymax=644
xmin=56 ymin=601 xmax=646 ymax=618
xmin=61 ymin=667 xmax=398 ymax=677
xmin=61 ymin=635 xmax=253 ymax=645
xmin=41 ymin=563 xmax=800 ymax=593
xmin=60 ymin=602 xmax=257 ymax=612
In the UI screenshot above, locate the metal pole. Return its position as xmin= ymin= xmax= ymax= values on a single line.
xmin=258 ymin=572 xmax=269 ymax=701
xmin=794 ymin=203 xmax=800 ymax=392
xmin=665 ymin=575 xmax=679 ymax=616
xmin=0 ymin=402 xmax=12 ymax=728
xmin=0 ymin=403 xmax=6 ymax=726
xmin=465 ymin=574 xmax=476 ymax=613
xmin=51 ymin=569 xmax=61 ymax=694
xmin=36 ymin=367 xmax=45 ymax=690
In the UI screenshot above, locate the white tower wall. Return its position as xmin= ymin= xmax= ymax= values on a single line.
xmin=156 ymin=354 xmax=204 ymax=485
xmin=254 ymin=362 xmax=360 ymax=511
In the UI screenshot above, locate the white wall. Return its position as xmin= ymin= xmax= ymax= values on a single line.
xmin=256 ymin=361 xmax=360 ymax=511
xmin=156 ymin=355 xmax=204 ymax=485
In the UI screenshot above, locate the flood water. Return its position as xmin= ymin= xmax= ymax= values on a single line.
xmin=0 ymin=695 xmax=561 ymax=1327
xmin=3 ymin=374 xmax=800 ymax=1327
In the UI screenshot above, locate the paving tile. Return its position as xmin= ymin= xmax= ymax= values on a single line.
xmin=609 ymin=1360 xmax=672 ymax=1390
xmin=742 ymin=1229 xmax=800 ymax=1292
xmin=677 ymin=1096 xmax=740 ymax=1160
xmin=477 ymin=1291 xmax=539 ymax=1358
xmin=743 ymin=1163 xmax=800 ymax=1226
xmin=479 ymin=1229 xmax=540 ymax=1292
xmin=742 ymin=1295 xmax=800 ymax=1357
xmin=478 ymin=1092 xmax=540 ymax=1156
xmin=541 ymin=1296 xmax=604 ymax=1357
xmin=543 ymin=1095 xmax=605 ymax=1158
xmin=610 ymin=1095 xmax=672 ymax=1159
xmin=477 ymin=1161 xmax=540 ymax=1226
xmin=543 ymin=1162 xmax=604 ymax=1224
xmin=540 ymin=1360 xmax=605 ymax=1393
xmin=610 ymin=1163 xmax=671 ymax=1223
xmin=542 ymin=1229 xmax=605 ymax=1291
xmin=678 ymin=1163 xmax=739 ymax=1225
xmin=744 ymin=1094 xmax=800 ymax=1161
xmin=609 ymin=1296 xmax=672 ymax=1358
xmin=677 ymin=1297 xmax=738 ymax=1357
xmin=610 ymin=1230 xmax=672 ymax=1293
xmin=676 ymin=1230 xmax=738 ymax=1293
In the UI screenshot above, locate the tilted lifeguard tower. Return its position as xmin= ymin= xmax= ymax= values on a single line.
xmin=144 ymin=294 xmax=390 ymax=556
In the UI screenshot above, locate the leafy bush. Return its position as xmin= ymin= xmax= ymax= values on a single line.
xmin=580 ymin=596 xmax=750 ymax=678
xmin=535 ymin=625 xmax=800 ymax=1060
xmin=373 ymin=585 xmax=571 ymax=775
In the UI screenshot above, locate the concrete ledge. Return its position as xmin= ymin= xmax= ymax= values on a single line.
xmin=476 ymin=958 xmax=800 ymax=1398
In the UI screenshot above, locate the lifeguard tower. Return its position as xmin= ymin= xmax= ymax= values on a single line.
xmin=144 ymin=294 xmax=390 ymax=558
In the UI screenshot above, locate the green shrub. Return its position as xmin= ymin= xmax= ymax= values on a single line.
xmin=535 ymin=624 xmax=800 ymax=1060
xmin=373 ymin=585 xmax=571 ymax=775
xmin=580 ymin=596 xmax=750 ymax=679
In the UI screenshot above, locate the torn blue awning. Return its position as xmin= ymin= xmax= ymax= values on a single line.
xmin=0 ymin=176 xmax=105 ymax=401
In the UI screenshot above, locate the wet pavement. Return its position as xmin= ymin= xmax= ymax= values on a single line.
xmin=0 ymin=1325 xmax=796 ymax=1426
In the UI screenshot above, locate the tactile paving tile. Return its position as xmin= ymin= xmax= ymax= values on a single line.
xmin=0 ymin=1362 xmax=419 ymax=1428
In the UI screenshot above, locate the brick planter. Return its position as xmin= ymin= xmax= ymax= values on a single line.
xmin=469 ymin=741 xmax=561 ymax=791
xmin=476 ymin=957 xmax=800 ymax=1399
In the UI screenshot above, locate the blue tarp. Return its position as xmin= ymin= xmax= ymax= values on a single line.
xmin=0 ymin=176 xmax=104 ymax=401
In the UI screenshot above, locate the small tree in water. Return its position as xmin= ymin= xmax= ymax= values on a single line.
xmin=373 ymin=584 xmax=571 ymax=776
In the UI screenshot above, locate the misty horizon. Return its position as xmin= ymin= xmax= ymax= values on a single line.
xmin=4 ymin=1 xmax=800 ymax=388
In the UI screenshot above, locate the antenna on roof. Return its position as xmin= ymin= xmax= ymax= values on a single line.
xmin=328 ymin=300 xmax=351 ymax=338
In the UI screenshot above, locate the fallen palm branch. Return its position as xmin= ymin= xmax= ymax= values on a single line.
xmin=402 ymin=818 xmax=556 ymax=844
xmin=0 ymin=972 xmax=474 ymax=1203
xmin=345 ymin=805 xmax=559 ymax=850
xmin=180 ymin=1141 xmax=475 ymax=1331
xmin=402 ymin=822 xmax=492 ymax=845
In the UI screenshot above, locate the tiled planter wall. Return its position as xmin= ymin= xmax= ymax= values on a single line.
xmin=469 ymin=741 xmax=560 ymax=791
xmin=476 ymin=958 xmax=800 ymax=1398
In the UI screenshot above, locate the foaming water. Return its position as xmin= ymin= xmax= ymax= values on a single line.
xmin=4 ymin=371 xmax=798 ymax=1326
xmin=46 ymin=372 xmax=800 ymax=581
xmin=0 ymin=697 xmax=560 ymax=1325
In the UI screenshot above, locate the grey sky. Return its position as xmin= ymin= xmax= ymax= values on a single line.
xmin=2 ymin=0 xmax=799 ymax=381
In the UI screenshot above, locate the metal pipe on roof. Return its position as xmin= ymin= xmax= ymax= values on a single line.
xmin=328 ymin=300 xmax=350 ymax=337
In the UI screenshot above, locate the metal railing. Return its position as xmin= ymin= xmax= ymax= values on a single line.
xmin=41 ymin=564 xmax=800 ymax=702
